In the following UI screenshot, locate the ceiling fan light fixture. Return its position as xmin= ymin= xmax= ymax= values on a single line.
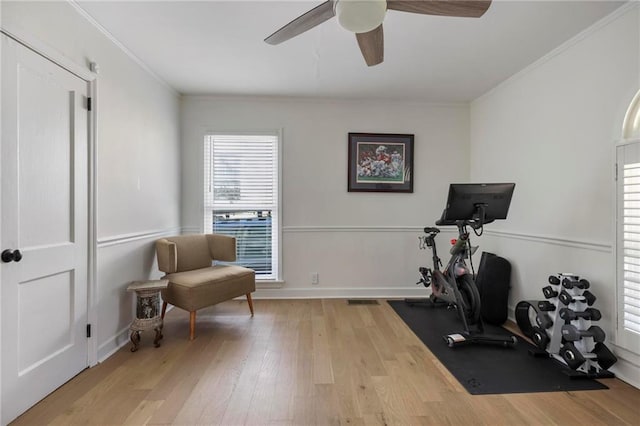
xmin=335 ymin=0 xmax=387 ymax=33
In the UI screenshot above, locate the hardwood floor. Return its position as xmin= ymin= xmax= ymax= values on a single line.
xmin=12 ymin=299 xmax=640 ymax=425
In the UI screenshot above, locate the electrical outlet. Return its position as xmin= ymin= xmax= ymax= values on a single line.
xmin=311 ymin=272 xmax=319 ymax=285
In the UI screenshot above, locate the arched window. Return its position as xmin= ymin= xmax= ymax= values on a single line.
xmin=623 ymin=90 xmax=640 ymax=139
xmin=616 ymin=89 xmax=640 ymax=354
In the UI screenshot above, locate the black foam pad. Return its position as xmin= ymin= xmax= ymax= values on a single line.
xmin=476 ymin=252 xmax=512 ymax=325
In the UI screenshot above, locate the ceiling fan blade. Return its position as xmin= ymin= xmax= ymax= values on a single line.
xmin=265 ymin=1 xmax=336 ymax=45
xmin=356 ymin=24 xmax=384 ymax=67
xmin=387 ymin=0 xmax=491 ymax=18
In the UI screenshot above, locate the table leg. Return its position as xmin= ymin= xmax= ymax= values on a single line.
xmin=130 ymin=330 xmax=141 ymax=352
xmin=153 ymin=326 xmax=163 ymax=347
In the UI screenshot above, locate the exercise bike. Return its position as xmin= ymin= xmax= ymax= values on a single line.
xmin=408 ymin=183 xmax=517 ymax=348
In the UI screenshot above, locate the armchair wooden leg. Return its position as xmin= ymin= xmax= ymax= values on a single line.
xmin=161 ymin=301 xmax=168 ymax=319
xmin=246 ymin=293 xmax=254 ymax=316
xmin=189 ymin=311 xmax=196 ymax=341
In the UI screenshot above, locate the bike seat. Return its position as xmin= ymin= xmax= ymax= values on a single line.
xmin=424 ymin=227 xmax=440 ymax=234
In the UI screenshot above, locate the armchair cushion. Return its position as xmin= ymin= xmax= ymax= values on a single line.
xmin=162 ymin=265 xmax=255 ymax=311
xmin=170 ymin=235 xmax=212 ymax=272
xmin=206 ymin=234 xmax=236 ymax=262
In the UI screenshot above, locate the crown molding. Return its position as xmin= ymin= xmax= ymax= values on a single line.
xmin=473 ymin=1 xmax=639 ymax=106
xmin=67 ymin=0 xmax=180 ymax=97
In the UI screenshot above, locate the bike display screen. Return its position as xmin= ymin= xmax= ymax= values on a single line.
xmin=442 ymin=183 xmax=515 ymax=222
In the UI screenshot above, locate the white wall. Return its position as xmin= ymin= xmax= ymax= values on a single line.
xmin=181 ymin=96 xmax=469 ymax=297
xmin=4 ymin=0 xmax=637 ymax=394
xmin=1 ymin=1 xmax=182 ymax=360
xmin=469 ymin=5 xmax=640 ymax=386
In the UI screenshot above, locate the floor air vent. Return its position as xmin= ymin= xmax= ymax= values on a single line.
xmin=347 ymin=299 xmax=379 ymax=305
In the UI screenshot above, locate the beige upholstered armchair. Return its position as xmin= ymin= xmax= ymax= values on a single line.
xmin=156 ymin=234 xmax=256 ymax=340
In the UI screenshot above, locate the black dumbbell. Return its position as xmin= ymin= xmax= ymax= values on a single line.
xmin=537 ymin=301 xmax=556 ymax=311
xmin=559 ymin=290 xmax=595 ymax=306
xmin=542 ymin=286 xmax=558 ymax=299
xmin=561 ymin=324 xmax=606 ymax=342
xmin=592 ymin=342 xmax=618 ymax=370
xmin=532 ymin=326 xmax=550 ymax=350
xmin=535 ymin=312 xmax=553 ymax=329
xmin=559 ymin=290 xmax=596 ymax=306
xmin=559 ymin=290 xmax=579 ymax=305
xmin=560 ymin=341 xmax=586 ymax=370
xmin=562 ymin=277 xmax=590 ymax=290
xmin=559 ymin=307 xmax=602 ymax=322
xmin=583 ymin=291 xmax=596 ymax=306
xmin=548 ymin=275 xmax=560 ymax=285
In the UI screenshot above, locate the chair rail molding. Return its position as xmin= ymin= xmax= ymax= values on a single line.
xmin=484 ymin=229 xmax=612 ymax=253
xmin=282 ymin=225 xmax=456 ymax=234
xmin=97 ymin=227 xmax=182 ymax=248
xmin=281 ymin=226 xmax=610 ymax=253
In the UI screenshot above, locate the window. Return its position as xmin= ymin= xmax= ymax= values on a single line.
xmin=616 ymin=89 xmax=640 ymax=354
xmin=204 ymin=133 xmax=280 ymax=279
xmin=618 ymin=150 xmax=640 ymax=335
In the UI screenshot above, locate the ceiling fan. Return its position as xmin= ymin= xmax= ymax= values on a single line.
xmin=264 ymin=0 xmax=492 ymax=66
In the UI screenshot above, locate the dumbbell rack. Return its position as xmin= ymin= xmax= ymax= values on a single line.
xmin=525 ymin=273 xmax=617 ymax=379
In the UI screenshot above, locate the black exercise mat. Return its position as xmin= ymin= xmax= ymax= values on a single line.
xmin=387 ymin=300 xmax=608 ymax=394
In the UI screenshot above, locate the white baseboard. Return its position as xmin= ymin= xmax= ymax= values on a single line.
xmin=611 ymin=357 xmax=640 ymax=389
xmin=97 ymin=326 xmax=131 ymax=362
xmin=97 ymin=305 xmax=176 ymax=362
xmin=252 ymin=286 xmax=428 ymax=299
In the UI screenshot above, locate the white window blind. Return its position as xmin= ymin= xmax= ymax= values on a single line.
xmin=204 ymin=133 xmax=279 ymax=279
xmin=617 ymin=142 xmax=640 ymax=355
xmin=622 ymin=161 xmax=640 ymax=334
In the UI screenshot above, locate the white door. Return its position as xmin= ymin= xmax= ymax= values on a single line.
xmin=1 ymin=34 xmax=89 ymax=424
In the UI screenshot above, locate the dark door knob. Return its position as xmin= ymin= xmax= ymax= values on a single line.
xmin=2 ymin=249 xmax=22 ymax=263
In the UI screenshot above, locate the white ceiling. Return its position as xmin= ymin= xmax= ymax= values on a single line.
xmin=76 ymin=0 xmax=627 ymax=102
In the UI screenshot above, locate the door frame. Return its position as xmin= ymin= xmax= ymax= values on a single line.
xmin=0 ymin=22 xmax=99 ymax=420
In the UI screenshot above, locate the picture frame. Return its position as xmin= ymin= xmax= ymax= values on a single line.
xmin=347 ymin=132 xmax=414 ymax=193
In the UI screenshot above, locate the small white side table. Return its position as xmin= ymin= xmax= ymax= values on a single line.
xmin=127 ymin=279 xmax=168 ymax=352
